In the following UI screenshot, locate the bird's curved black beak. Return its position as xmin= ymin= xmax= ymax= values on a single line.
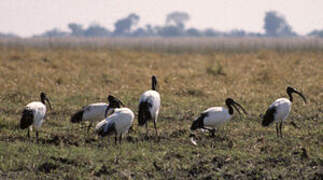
xmin=46 ymin=97 xmax=52 ymax=110
xmin=294 ymin=90 xmax=307 ymax=104
xmin=232 ymin=104 xmax=241 ymax=117
xmin=232 ymin=101 xmax=248 ymax=119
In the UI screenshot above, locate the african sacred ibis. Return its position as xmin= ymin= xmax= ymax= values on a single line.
xmin=70 ymin=95 xmax=124 ymax=132
xmin=191 ymin=98 xmax=248 ymax=136
xmin=95 ymin=107 xmax=134 ymax=144
xmin=262 ymin=86 xmax=306 ymax=138
xmin=138 ymin=75 xmax=161 ymax=136
xmin=20 ymin=92 xmax=52 ymax=141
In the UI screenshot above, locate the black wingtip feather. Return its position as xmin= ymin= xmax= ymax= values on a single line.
xmin=191 ymin=113 xmax=207 ymax=131
xmin=20 ymin=109 xmax=34 ymax=129
xmin=70 ymin=110 xmax=84 ymax=123
xmin=262 ymin=107 xmax=276 ymax=127
xmin=97 ymin=122 xmax=116 ymax=137
xmin=138 ymin=101 xmax=152 ymax=126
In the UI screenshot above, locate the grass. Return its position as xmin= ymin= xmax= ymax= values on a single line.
xmin=1 ymin=37 xmax=323 ymax=53
xmin=0 ymin=43 xmax=322 ymax=179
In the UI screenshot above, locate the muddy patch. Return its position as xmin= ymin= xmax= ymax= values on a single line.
xmin=50 ymin=156 xmax=78 ymax=166
xmin=170 ymin=129 xmax=188 ymax=138
xmin=0 ymin=135 xmax=26 ymax=143
xmin=84 ymin=137 xmax=97 ymax=144
xmin=164 ymin=151 xmax=184 ymax=161
xmin=212 ymin=156 xmax=226 ymax=169
xmin=188 ymin=160 xmax=209 ymax=177
xmin=264 ymin=156 xmax=291 ymax=167
xmin=40 ymin=135 xmax=79 ymax=147
xmin=126 ymin=136 xmax=140 ymax=143
xmin=38 ymin=162 xmax=58 ymax=173
xmin=139 ymin=134 xmax=170 ymax=143
xmin=94 ymin=165 xmax=116 ymax=177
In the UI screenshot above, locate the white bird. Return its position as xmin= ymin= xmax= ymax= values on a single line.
xmin=95 ymin=107 xmax=134 ymax=144
xmin=20 ymin=92 xmax=52 ymax=141
xmin=191 ymin=98 xmax=248 ymax=136
xmin=138 ymin=75 xmax=161 ymax=136
xmin=262 ymin=86 xmax=306 ymax=138
xmin=70 ymin=95 xmax=124 ymax=132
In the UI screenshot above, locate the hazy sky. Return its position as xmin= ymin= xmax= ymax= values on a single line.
xmin=1 ymin=0 xmax=322 ymax=37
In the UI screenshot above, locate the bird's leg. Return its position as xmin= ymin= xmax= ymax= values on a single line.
xmin=36 ymin=131 xmax=39 ymax=143
xmin=114 ymin=133 xmax=117 ymax=145
xmin=81 ymin=122 xmax=86 ymax=134
xmin=80 ymin=121 xmax=84 ymax=130
xmin=27 ymin=129 xmax=30 ymax=139
xmin=276 ymin=123 xmax=279 ymax=138
xmin=145 ymin=122 xmax=149 ymax=138
xmin=279 ymin=121 xmax=283 ymax=138
xmin=98 ymin=136 xmax=102 ymax=148
xmin=153 ymin=119 xmax=158 ymax=137
xmin=210 ymin=129 xmax=216 ymax=138
xmin=119 ymin=135 xmax=122 ymax=144
xmin=87 ymin=121 xmax=93 ymax=134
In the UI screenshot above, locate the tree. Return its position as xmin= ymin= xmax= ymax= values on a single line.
xmin=35 ymin=28 xmax=68 ymax=38
xmin=84 ymin=24 xmax=111 ymax=37
xmin=0 ymin=32 xmax=19 ymax=38
xmin=166 ymin=11 xmax=190 ymax=30
xmin=158 ymin=26 xmax=183 ymax=37
xmin=308 ymin=30 xmax=323 ymax=37
xmin=186 ymin=28 xmax=202 ymax=37
xmin=226 ymin=29 xmax=246 ymax=37
xmin=114 ymin=13 xmax=140 ymax=36
xmin=204 ymin=28 xmax=221 ymax=37
xmin=68 ymin=23 xmax=84 ymax=36
xmin=263 ymin=11 xmax=296 ymax=37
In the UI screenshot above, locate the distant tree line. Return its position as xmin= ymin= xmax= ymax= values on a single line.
xmin=2 ymin=11 xmax=323 ymax=38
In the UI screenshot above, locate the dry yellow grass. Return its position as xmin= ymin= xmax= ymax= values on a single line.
xmin=0 ymin=43 xmax=322 ymax=179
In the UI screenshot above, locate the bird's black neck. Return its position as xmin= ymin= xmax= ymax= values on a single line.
xmin=227 ymin=104 xmax=234 ymax=115
xmin=152 ymin=77 xmax=157 ymax=91
xmin=41 ymin=97 xmax=46 ymax=104
xmin=288 ymin=92 xmax=293 ymax=102
xmin=152 ymin=82 xmax=157 ymax=91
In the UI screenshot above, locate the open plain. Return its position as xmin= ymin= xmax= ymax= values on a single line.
xmin=0 ymin=38 xmax=322 ymax=179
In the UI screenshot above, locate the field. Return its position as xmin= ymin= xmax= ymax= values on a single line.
xmin=0 ymin=38 xmax=322 ymax=179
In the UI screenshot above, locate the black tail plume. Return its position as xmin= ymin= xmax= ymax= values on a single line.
xmin=97 ymin=122 xmax=116 ymax=137
xmin=262 ymin=107 xmax=276 ymax=127
xmin=191 ymin=113 xmax=206 ymax=131
xmin=70 ymin=110 xmax=84 ymax=123
xmin=20 ymin=109 xmax=34 ymax=129
xmin=138 ymin=101 xmax=152 ymax=126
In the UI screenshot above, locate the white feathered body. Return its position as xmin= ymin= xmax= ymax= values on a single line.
xmin=268 ymin=98 xmax=292 ymax=123
xmin=96 ymin=108 xmax=134 ymax=136
xmin=202 ymin=107 xmax=232 ymax=128
xmin=82 ymin=103 xmax=109 ymax=121
xmin=139 ymin=90 xmax=160 ymax=121
xmin=25 ymin=101 xmax=46 ymax=129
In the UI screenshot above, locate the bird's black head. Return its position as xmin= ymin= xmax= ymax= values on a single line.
xmin=107 ymin=95 xmax=124 ymax=107
xmin=40 ymin=92 xmax=52 ymax=110
xmin=225 ymin=98 xmax=234 ymax=106
xmin=105 ymin=95 xmax=124 ymax=117
xmin=286 ymin=86 xmax=307 ymax=104
xmin=287 ymin=86 xmax=296 ymax=94
xmin=152 ymin=75 xmax=158 ymax=91
xmin=40 ymin=92 xmax=47 ymax=100
xmin=225 ymin=98 xmax=248 ymax=116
